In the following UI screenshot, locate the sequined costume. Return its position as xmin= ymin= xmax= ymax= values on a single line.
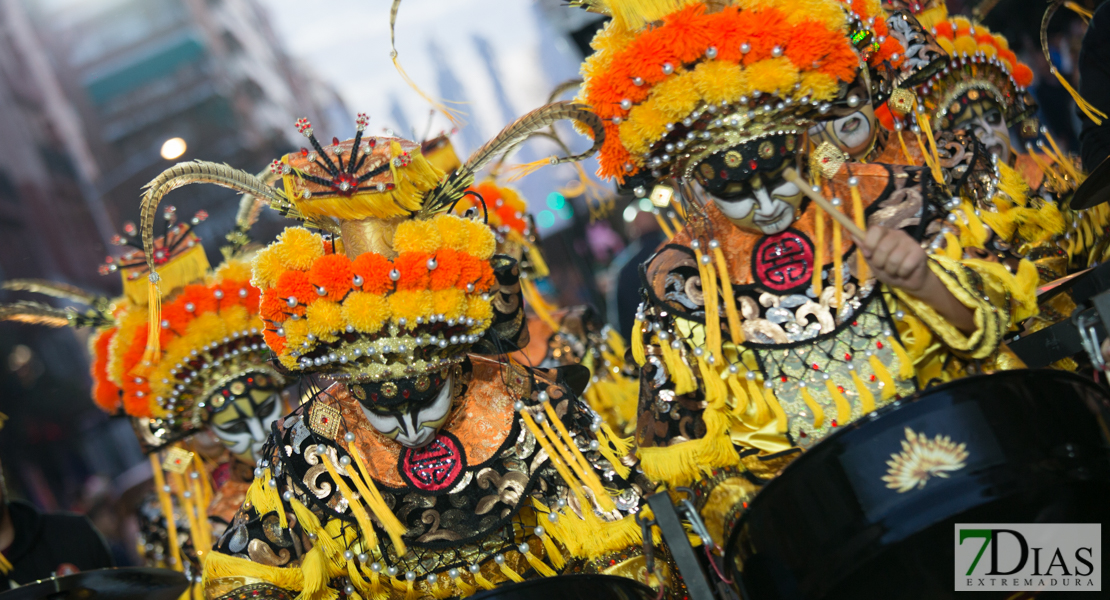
xmin=134 ymin=107 xmax=672 ymax=599
xmin=574 ymin=0 xmax=1037 ymax=549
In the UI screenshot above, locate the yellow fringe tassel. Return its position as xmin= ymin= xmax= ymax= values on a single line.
xmin=850 ymin=181 xmax=870 ymax=282
xmin=595 ymin=422 xmax=633 ymax=479
xmin=169 ymin=472 xmax=203 ymax=565
xmin=631 ymin=318 xmax=646 ymax=366
xmin=712 ymin=246 xmax=744 ymax=345
xmin=359 ymin=563 xmax=387 ymax=600
xmin=1043 ymin=131 xmax=1084 ymax=184
xmin=696 ymin=357 xmax=728 ymax=411
xmin=654 ymin=211 xmax=675 ymax=239
xmin=915 ymin=110 xmax=946 ymax=185
xmin=825 ymin=379 xmax=852 ymax=425
xmin=150 ymin=454 xmax=183 ymax=571
xmin=203 ymin=551 xmax=305 ymax=592
xmin=404 ymin=578 xmax=417 ymax=600
xmin=743 ymin=376 xmax=771 ymax=425
xmin=761 ymin=385 xmax=789 ymax=433
xmin=725 ymin=371 xmax=750 ymax=417
xmin=349 ymin=450 xmax=408 ymax=556
xmin=430 ymin=578 xmax=454 ymax=600
xmin=346 ymin=560 xmax=373 ymax=600
xmin=540 ymin=402 xmax=617 ymax=512
xmin=943 ymin=232 xmax=962 ymax=260
xmin=141 ymin=280 xmax=163 ymax=369
xmin=0 ymin=550 xmax=12 ymax=574
xmin=245 ymin=468 xmax=287 ymax=527
xmin=851 ymin=370 xmax=876 ymax=414
xmin=522 ymin=278 xmax=561 ymax=334
xmin=472 ymin=570 xmax=496 ymax=590
xmin=537 ymin=531 xmax=566 ymax=569
xmin=451 ymin=572 xmax=477 ymax=596
xmin=521 ymin=411 xmax=591 ymax=509
xmin=522 ymin=546 xmax=558 ymax=577
xmin=322 ymin=457 xmax=380 ymax=553
xmin=694 ymin=247 xmax=723 ymax=361
xmin=498 ymin=561 xmax=525 ymax=583
xmin=659 ymin=336 xmax=697 ymax=395
xmin=896 ymin=129 xmax=913 ymax=164
xmin=812 ymin=205 xmax=824 ymax=296
xmin=1051 ymin=67 xmax=1105 ymax=125
xmin=888 ymin=336 xmax=915 ymax=379
xmin=1065 ymin=0 xmax=1094 ymax=19
xmin=869 ymin=354 xmax=898 ymax=400
xmin=799 ymin=386 xmax=825 ymax=429
xmin=637 ymin=408 xmax=738 ymax=486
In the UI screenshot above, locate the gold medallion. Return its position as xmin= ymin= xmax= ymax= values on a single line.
xmin=699 ymin=163 xmax=716 ymax=179
xmin=758 ymin=140 xmax=774 ymax=159
xmin=723 ymin=150 xmax=743 ymax=168
xmin=309 ymin=402 xmax=342 ymax=439
xmin=162 ymin=447 xmax=195 ymax=474
xmin=229 ymin=381 xmax=246 ymax=396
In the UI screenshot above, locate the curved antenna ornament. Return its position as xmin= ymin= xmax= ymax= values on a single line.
xmin=420 ymin=101 xmax=605 ymax=217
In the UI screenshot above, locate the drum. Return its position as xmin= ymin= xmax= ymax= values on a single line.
xmin=469 ymin=574 xmax=657 ymax=600
xmin=725 ymin=370 xmax=1110 ymax=600
xmin=0 ymin=567 xmax=188 ymax=600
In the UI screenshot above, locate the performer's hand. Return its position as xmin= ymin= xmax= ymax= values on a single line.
xmin=858 ymin=226 xmax=930 ymax=292
xmin=855 ymin=226 xmax=976 ymax=334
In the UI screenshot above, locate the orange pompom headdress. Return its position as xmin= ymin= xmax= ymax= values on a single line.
xmin=1 ymin=206 xmax=284 ymax=451
xmin=139 ymin=106 xmax=603 ymax=385
xmin=576 ymin=0 xmax=904 ymax=184
xmin=887 ymin=0 xmax=1038 ymax=132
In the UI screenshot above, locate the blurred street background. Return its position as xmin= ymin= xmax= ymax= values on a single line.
xmin=0 ymin=0 xmax=1097 ymax=566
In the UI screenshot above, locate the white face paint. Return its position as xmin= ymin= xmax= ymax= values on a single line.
xmin=210 ymin=391 xmax=284 ymax=464
xmin=711 ymin=173 xmax=803 ymax=235
xmin=360 ymin=376 xmax=453 ymax=448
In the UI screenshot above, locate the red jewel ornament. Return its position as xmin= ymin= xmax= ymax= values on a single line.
xmin=812 ymin=363 xmax=820 ymax=370
xmin=799 ymin=430 xmax=807 ymax=438
xmin=837 ymin=385 xmax=845 ymax=393
xmin=844 ymin=353 xmax=852 ymax=360
xmin=852 ymin=321 xmax=858 ymax=326
xmin=748 ymin=159 xmax=758 ymax=170
xmin=870 ymin=375 xmax=876 ymax=382
xmin=831 ymin=419 xmax=839 ymax=427
xmin=876 ymin=341 xmax=884 ymax=349
xmin=780 ymin=376 xmax=787 ymax=382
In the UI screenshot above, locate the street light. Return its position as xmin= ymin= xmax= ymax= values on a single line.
xmin=160 ymin=137 xmax=187 ymax=160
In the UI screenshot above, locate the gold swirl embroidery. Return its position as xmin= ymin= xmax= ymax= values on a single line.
xmin=247 ymin=539 xmax=291 ymax=567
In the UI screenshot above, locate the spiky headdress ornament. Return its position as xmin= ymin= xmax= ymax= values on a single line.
xmin=139 ymin=105 xmax=603 ymax=388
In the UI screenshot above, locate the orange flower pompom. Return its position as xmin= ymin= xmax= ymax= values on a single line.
xmin=158 ymin=301 xmax=191 ymax=334
xmin=260 ymin=293 xmax=288 ymax=324
xmin=263 ymin=328 xmax=286 ymax=355
xmin=175 ymin=284 xmax=219 ymax=317
xmin=974 ymin=31 xmax=995 ymax=46
xmin=933 ymin=21 xmax=954 ymax=39
xmin=90 ymin=329 xmax=121 ymax=412
xmin=308 ymin=253 xmax=354 ymax=302
xmin=474 ymin=261 xmax=496 ymax=293
xmin=997 ymin=48 xmax=1017 ymax=71
xmin=351 ymin=252 xmax=394 ymax=295
xmin=1012 ymin=63 xmax=1034 ymax=88
xmin=273 ymin=270 xmax=317 ymax=309
xmin=703 ymin=6 xmax=745 ymax=62
xmin=875 ymin=37 xmax=905 ymax=68
xmin=736 ymin=8 xmax=789 ymax=66
xmin=623 ymin=27 xmax=680 ymax=88
xmin=123 ymin=387 xmax=152 ymax=418
xmin=394 ymin=252 xmax=431 ymax=291
xmin=430 ymin=248 xmax=463 ymax=290
xmin=457 ymin=253 xmax=485 ymax=290
xmin=663 ymin=3 xmax=714 ymax=64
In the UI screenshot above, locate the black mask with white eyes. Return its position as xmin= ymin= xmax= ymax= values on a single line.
xmin=209 ymin=384 xmax=286 ymax=464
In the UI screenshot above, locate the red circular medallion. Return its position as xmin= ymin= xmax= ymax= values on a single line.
xmin=400 ymin=432 xmax=465 ymax=492
xmin=751 ymin=229 xmax=815 ymax=293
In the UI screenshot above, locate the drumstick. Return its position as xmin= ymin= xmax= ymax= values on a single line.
xmin=782 ymin=168 xmax=867 ymax=240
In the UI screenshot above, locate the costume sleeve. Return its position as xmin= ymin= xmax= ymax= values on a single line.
xmin=891 ymin=255 xmax=1022 ymax=360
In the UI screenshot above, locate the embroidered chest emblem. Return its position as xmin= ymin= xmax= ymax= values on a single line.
xmin=400 ymin=431 xmax=466 ymax=492
xmin=752 ymin=229 xmax=814 ymax=293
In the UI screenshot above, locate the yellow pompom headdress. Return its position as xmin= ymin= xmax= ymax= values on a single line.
xmin=139 ymin=106 xmax=603 ymax=388
xmin=576 ymin=0 xmax=904 ymax=185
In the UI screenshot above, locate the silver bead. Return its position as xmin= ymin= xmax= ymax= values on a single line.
xmin=345 ymin=432 xmax=356 ymax=442
xmin=344 ymin=551 xmax=354 ymax=560
xmin=518 ymin=542 xmax=530 ymax=554
xmin=387 ymin=566 xmax=399 ymax=577
xmin=632 ymin=77 xmax=644 ymax=86
xmin=447 ymin=568 xmax=459 ymax=579
xmin=740 ymin=42 xmax=751 ymax=54
xmin=534 ymin=526 xmax=545 ymax=537
xmin=772 ymin=45 xmax=783 ymax=57
xmin=494 ymin=554 xmax=505 ymax=565
xmin=537 ymin=390 xmax=549 ymax=402
xmin=339 ymin=455 xmax=351 ymax=466
xmin=620 ymin=99 xmax=632 ymax=110
xmin=847 ymin=177 xmax=859 ymax=186
xmin=389 ymin=269 xmax=401 ymax=281
xmin=662 ymin=62 xmax=674 ymax=74
xmin=706 ymin=46 xmax=718 ymax=59
xmin=370 ymin=562 xmax=382 ymax=573
xmin=468 ymin=564 xmax=481 ymax=574
xmin=405 ymin=571 xmax=416 ymax=581
xmin=359 ymin=553 xmax=369 ymax=563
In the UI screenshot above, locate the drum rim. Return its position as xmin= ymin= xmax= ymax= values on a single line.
xmin=0 ymin=567 xmax=189 ymax=599
xmin=728 ymin=368 xmax=1108 ymax=539
xmin=467 ymin=573 xmax=657 ymax=600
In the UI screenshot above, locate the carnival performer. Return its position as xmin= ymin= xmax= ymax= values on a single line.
xmin=137 ymin=107 xmax=675 ymax=599
xmin=575 ymin=0 xmax=1038 ymax=548
xmin=0 ymin=200 xmax=290 ymax=588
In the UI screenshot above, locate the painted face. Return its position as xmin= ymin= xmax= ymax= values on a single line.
xmin=951 ymin=100 xmax=1011 ymax=163
xmin=359 ymin=376 xmax=453 ymax=448
xmin=808 ymin=106 xmax=879 ymax=161
xmin=209 ymin=387 xmax=284 ymax=464
xmin=705 ymin=162 xmax=805 ymax=235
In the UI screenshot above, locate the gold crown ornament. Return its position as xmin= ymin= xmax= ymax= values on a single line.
xmin=138 ymin=106 xmax=604 ymax=392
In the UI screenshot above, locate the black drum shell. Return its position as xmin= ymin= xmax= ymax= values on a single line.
xmin=726 ymin=370 xmax=1110 ymax=600
xmin=0 ymin=567 xmax=188 ymax=600
xmin=469 ymin=574 xmax=657 ymax=600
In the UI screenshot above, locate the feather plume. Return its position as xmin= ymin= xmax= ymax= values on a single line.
xmin=0 ymin=302 xmax=71 ymax=327
xmin=140 ymin=161 xmax=283 ymax=273
xmin=420 ymin=101 xmax=605 ymax=216
xmin=2 ymin=279 xmax=98 ymax=305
